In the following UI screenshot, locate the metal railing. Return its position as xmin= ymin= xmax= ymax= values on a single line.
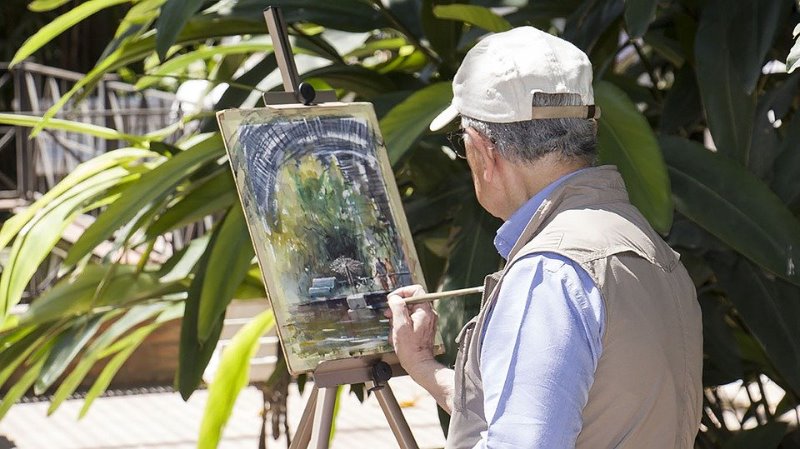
xmin=0 ymin=61 xmax=205 ymax=300
xmin=0 ymin=61 xmax=189 ymax=201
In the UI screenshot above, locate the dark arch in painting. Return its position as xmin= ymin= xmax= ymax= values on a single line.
xmin=236 ymin=116 xmax=393 ymax=231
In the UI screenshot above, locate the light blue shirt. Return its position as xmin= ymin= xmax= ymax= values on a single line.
xmin=475 ymin=171 xmax=606 ymax=448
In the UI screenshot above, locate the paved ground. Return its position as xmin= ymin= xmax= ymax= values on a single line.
xmin=0 ymin=377 xmax=445 ymax=449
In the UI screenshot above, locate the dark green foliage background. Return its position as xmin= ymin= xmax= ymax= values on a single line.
xmin=1 ymin=0 xmax=800 ymax=447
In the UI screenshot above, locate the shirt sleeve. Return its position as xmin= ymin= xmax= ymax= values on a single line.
xmin=474 ymin=253 xmax=605 ymax=449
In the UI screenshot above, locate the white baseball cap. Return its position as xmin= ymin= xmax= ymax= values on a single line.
xmin=429 ymin=26 xmax=600 ymax=131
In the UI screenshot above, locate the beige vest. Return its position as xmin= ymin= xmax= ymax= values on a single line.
xmin=445 ymin=166 xmax=703 ymax=449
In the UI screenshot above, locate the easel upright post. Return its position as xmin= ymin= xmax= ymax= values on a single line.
xmin=262 ymin=7 xmax=337 ymax=106
xmin=263 ymin=7 xmax=300 ymax=94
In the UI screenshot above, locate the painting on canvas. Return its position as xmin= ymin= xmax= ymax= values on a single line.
xmin=217 ymin=103 xmax=427 ymax=375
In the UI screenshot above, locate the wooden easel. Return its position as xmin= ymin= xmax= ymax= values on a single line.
xmin=288 ymin=359 xmax=419 ymax=449
xmin=261 ymin=7 xmax=420 ymax=449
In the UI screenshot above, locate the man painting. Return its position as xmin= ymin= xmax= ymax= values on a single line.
xmin=386 ymin=27 xmax=702 ymax=448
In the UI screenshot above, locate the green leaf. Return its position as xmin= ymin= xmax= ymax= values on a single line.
xmin=591 ymin=18 xmax=623 ymax=77
xmin=697 ymin=292 xmax=742 ymax=386
xmin=433 ymin=4 xmax=512 ymax=32
xmin=789 ymin=24 xmax=800 ymax=73
xmin=1 ymin=166 xmax=134 ymax=317
xmin=79 ymin=327 xmax=151 ymax=417
xmin=380 ymin=82 xmax=452 ymax=166
xmin=415 ymin=236 xmax=448 ymax=292
xmin=154 ymin=0 xmax=205 ymax=61
xmin=146 ymin=168 xmax=235 ymax=239
xmin=29 ymin=17 xmax=267 ymax=137
xmin=403 ymin=174 xmax=470 ymax=234
xmin=158 ymin=234 xmax=211 ymax=283
xmin=0 ymin=326 xmax=49 ymax=389
xmin=177 ymin=225 xmax=226 ymax=399
xmin=775 ymin=391 xmax=796 ymax=416
xmin=232 ymin=266 xmax=267 ymax=299
xmin=28 ymin=0 xmax=73 ymax=12
xmin=0 ymin=343 xmax=51 ymax=420
xmin=64 ymin=133 xmax=223 ymax=266
xmin=0 ymin=148 xmax=156 ymax=252
xmin=728 ymin=0 xmax=790 ymax=94
xmin=197 ymin=205 xmax=254 ymax=342
xmin=748 ymin=74 xmax=799 ymax=178
xmin=0 ymin=113 xmax=146 ymax=145
xmin=695 ymin=0 xmax=757 ymax=163
xmin=772 ymin=111 xmax=800 ymax=208
xmin=643 ymin=29 xmax=685 ymax=67
xmin=721 ymin=421 xmax=788 ymax=449
xmin=212 ymin=52 xmax=277 ymax=103
xmin=115 ymin=0 xmax=165 ymax=34
xmin=79 ymin=304 xmax=182 ymax=417
xmin=505 ymin=0 xmax=581 ymax=28
xmin=623 ymin=0 xmax=658 ymax=38
xmin=661 ymin=136 xmax=800 ymax=285
xmin=0 ymin=315 xmax=19 ymax=333
xmin=291 ymin=29 xmax=345 ymax=63
xmin=374 ymin=48 xmax=427 ymax=75
xmin=214 ymin=0 xmax=389 ymax=34
xmin=564 ymin=0 xmax=624 ymax=53
xmin=346 ymin=37 xmax=409 ymax=59
xmin=421 ymin=0 xmax=458 ymax=70
xmin=198 ymin=309 xmax=275 ymax=449
xmin=329 ymin=386 xmax=344 ymax=444
xmin=11 ymin=0 xmax=131 ymax=66
xmin=302 ymin=64 xmax=397 ymax=99
xmin=595 ymin=81 xmax=673 ymax=233
xmin=659 ymin=64 xmax=701 ymax=134
xmin=35 ymin=314 xmax=106 ymax=394
xmin=48 ymin=303 xmax=167 ymax=414
xmin=137 ymin=42 xmax=273 ymax=90
xmin=710 ymin=255 xmax=800 ymax=397
xmin=18 ymin=265 xmax=165 ymax=327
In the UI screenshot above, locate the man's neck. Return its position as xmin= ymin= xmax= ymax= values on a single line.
xmin=496 ymin=155 xmax=589 ymax=220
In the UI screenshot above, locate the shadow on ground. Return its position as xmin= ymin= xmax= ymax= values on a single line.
xmin=0 ymin=436 xmax=16 ymax=449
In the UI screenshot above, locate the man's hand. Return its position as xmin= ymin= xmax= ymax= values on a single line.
xmin=385 ymin=285 xmax=438 ymax=376
xmin=385 ymin=285 xmax=454 ymax=414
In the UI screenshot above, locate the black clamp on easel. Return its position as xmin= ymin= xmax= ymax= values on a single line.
xmin=261 ymin=7 xmax=420 ymax=449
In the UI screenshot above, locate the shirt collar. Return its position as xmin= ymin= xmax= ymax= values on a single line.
xmin=493 ymin=168 xmax=587 ymax=259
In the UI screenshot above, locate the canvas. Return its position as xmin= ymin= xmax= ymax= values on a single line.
xmin=217 ymin=103 xmax=429 ymax=375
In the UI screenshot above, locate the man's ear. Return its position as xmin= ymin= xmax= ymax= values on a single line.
xmin=472 ymin=131 xmax=497 ymax=183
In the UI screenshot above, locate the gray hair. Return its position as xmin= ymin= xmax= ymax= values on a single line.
xmin=461 ymin=92 xmax=598 ymax=165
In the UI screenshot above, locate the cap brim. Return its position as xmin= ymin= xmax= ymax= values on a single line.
xmin=429 ymin=104 xmax=459 ymax=132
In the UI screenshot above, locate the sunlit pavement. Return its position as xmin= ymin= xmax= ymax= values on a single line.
xmin=0 ymin=376 xmax=445 ymax=449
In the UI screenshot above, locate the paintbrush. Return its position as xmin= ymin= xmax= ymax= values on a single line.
xmin=401 ymin=286 xmax=485 ymax=305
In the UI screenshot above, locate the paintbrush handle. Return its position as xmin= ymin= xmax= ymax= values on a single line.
xmin=402 ymin=286 xmax=485 ymax=305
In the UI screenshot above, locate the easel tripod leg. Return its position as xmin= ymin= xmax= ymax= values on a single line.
xmin=367 ymin=380 xmax=420 ymax=449
xmin=289 ymin=385 xmax=319 ymax=449
xmin=310 ymin=386 xmax=338 ymax=449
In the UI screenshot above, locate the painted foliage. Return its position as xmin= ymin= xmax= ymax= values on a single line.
xmin=218 ymin=103 xmax=425 ymax=374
